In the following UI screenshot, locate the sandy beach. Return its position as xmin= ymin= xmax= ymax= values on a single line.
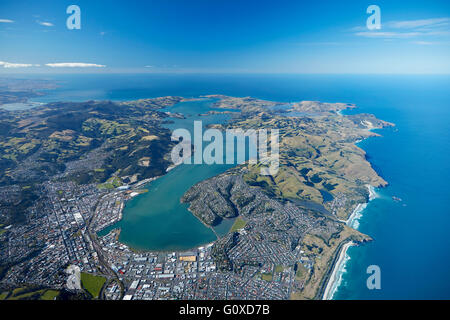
xmin=346 ymin=203 xmax=368 ymax=229
xmin=324 ymin=185 xmax=378 ymax=299
xmin=322 ymin=241 xmax=355 ymax=300
xmin=346 ymin=185 xmax=377 ymax=229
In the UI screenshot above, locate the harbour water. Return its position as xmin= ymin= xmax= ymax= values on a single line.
xmin=99 ymin=98 xmax=236 ymax=251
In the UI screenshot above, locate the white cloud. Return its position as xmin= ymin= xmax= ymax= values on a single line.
xmin=45 ymin=63 xmax=106 ymax=68
xmin=387 ymin=18 xmax=450 ymax=29
xmin=144 ymin=65 xmax=154 ymax=68
xmin=0 ymin=61 xmax=107 ymax=69
xmin=37 ymin=21 xmax=54 ymax=27
xmin=411 ymin=41 xmax=446 ymax=45
xmin=0 ymin=61 xmax=40 ymax=68
xmin=355 ymin=32 xmax=421 ymax=39
xmin=353 ymin=17 xmax=450 ymax=40
xmin=0 ymin=19 xmax=14 ymax=23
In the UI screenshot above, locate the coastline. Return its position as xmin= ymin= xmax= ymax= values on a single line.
xmin=94 ymin=175 xmax=162 ymax=234
xmin=322 ymin=241 xmax=355 ymax=300
xmin=95 ymin=97 xmax=234 ymax=251
xmin=96 ymin=165 xmax=223 ymax=252
xmin=346 ymin=203 xmax=368 ymax=229
xmin=345 ymin=185 xmax=377 ymax=229
xmin=94 ymin=97 xmax=388 ymax=298
xmin=166 ymin=162 xmax=182 ymax=172
xmin=324 ymin=184 xmax=378 ymax=299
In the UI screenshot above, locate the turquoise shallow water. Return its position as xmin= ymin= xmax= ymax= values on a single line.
xmin=12 ymin=73 xmax=450 ymax=299
xmin=99 ymin=99 xmax=235 ymax=251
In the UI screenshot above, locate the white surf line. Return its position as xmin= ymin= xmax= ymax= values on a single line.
xmin=322 ymin=241 xmax=354 ymax=300
xmin=326 ymin=184 xmax=379 ymax=299
xmin=343 ymin=185 xmax=377 ymax=229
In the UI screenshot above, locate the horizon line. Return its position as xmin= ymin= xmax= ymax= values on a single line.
xmin=0 ymin=72 xmax=449 ymax=76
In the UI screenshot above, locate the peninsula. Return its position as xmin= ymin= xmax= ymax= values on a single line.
xmin=0 ymin=94 xmax=393 ymax=300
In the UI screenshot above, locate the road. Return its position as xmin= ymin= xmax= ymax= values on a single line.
xmin=86 ymin=195 xmax=125 ymax=299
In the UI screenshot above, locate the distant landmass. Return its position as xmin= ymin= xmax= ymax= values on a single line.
xmin=0 ymin=78 xmax=57 ymax=106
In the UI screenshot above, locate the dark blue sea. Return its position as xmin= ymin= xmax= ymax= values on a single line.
xmin=5 ymin=73 xmax=449 ymax=299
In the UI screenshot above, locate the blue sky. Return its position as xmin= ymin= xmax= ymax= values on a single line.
xmin=0 ymin=0 xmax=449 ymax=73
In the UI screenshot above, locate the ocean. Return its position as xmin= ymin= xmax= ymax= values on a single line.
xmin=3 ymin=73 xmax=449 ymax=299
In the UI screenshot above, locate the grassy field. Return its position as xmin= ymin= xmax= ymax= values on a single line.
xmin=98 ymin=176 xmax=123 ymax=190
xmin=295 ymin=263 xmax=308 ymax=280
xmin=80 ymin=272 xmax=106 ymax=299
xmin=40 ymin=290 xmax=59 ymax=300
xmin=0 ymin=288 xmax=60 ymax=300
xmin=229 ymin=217 xmax=247 ymax=233
xmin=260 ymin=273 xmax=273 ymax=281
xmin=275 ymin=265 xmax=285 ymax=273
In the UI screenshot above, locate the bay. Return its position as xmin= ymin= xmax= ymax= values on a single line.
xmin=18 ymin=73 xmax=449 ymax=299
